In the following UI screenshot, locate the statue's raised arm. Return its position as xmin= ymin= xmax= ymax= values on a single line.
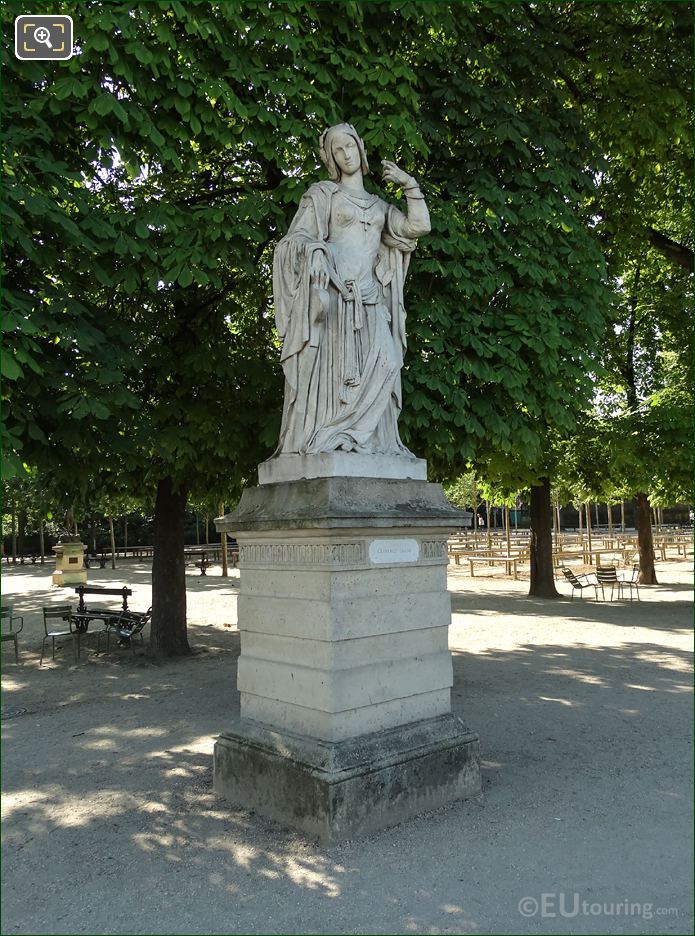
xmin=272 ymin=123 xmax=430 ymax=460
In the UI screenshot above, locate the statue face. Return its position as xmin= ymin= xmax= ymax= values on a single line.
xmin=331 ymin=130 xmax=361 ymax=178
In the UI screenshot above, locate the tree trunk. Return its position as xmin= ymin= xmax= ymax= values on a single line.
xmin=219 ymin=501 xmax=228 ymax=577
xmin=205 ymin=515 xmax=209 ymax=545
xmin=150 ymin=476 xmax=190 ymax=657
xmin=124 ymin=518 xmax=128 ymax=552
xmin=90 ymin=518 xmax=97 ymax=554
xmin=578 ymin=503 xmax=583 ymax=537
xmin=585 ymin=501 xmax=593 ymax=558
xmin=11 ymin=508 xmax=17 ymax=563
xmin=620 ymin=500 xmax=626 ymax=532
xmin=635 ymin=492 xmax=658 ymax=584
xmin=39 ymin=519 xmax=45 ymax=564
xmin=485 ymin=500 xmax=492 ymax=549
xmin=108 ymin=516 xmax=116 ymax=569
xmin=608 ymin=503 xmax=613 ymax=535
xmin=195 ymin=514 xmax=200 ymax=545
xmin=529 ymin=478 xmax=559 ymax=598
xmin=17 ymin=511 xmax=26 ymax=559
xmin=594 ymin=502 xmax=599 ymax=527
xmin=504 ymin=506 xmax=511 ymax=554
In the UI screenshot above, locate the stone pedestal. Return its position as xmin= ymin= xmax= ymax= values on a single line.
xmin=52 ymin=537 xmax=87 ymax=586
xmin=258 ymin=452 xmax=427 ymax=484
xmin=214 ymin=476 xmax=479 ymax=841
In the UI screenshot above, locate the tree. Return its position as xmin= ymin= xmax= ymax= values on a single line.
xmin=543 ymin=1 xmax=693 ymax=583
xmin=13 ymin=2 xmax=683 ymax=638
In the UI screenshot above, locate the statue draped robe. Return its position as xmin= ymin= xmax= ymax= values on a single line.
xmin=273 ymin=181 xmax=418 ymax=456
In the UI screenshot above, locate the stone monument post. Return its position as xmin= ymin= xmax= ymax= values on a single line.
xmin=214 ymin=124 xmax=480 ymax=841
xmin=52 ymin=534 xmax=88 ymax=586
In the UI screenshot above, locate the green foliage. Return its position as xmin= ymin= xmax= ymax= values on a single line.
xmin=4 ymin=1 xmax=689 ymax=521
xmin=4 ymin=1 xmax=614 ymax=500
xmin=547 ymin=1 xmax=692 ymax=507
xmin=443 ymin=471 xmax=479 ymax=511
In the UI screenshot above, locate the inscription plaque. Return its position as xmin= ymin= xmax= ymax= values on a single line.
xmin=368 ymin=538 xmax=420 ymax=565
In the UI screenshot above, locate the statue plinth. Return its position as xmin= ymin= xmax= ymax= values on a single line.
xmin=52 ymin=537 xmax=87 ymax=587
xmin=258 ymin=452 xmax=427 ymax=484
xmin=214 ymin=474 xmax=479 ymax=842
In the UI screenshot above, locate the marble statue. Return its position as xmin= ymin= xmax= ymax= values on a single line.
xmin=272 ymin=123 xmax=431 ymax=457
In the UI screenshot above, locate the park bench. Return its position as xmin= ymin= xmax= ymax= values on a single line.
xmin=185 ymin=548 xmax=212 ymax=575
xmin=467 ymin=554 xmax=520 ymax=580
xmin=196 ymin=553 xmax=209 ymax=576
xmin=74 ymin=585 xmax=131 ymax=613
xmin=70 ymin=585 xmax=132 ymax=634
xmin=552 ymin=550 xmax=585 ymax=568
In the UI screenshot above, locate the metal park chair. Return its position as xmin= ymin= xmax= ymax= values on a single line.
xmin=97 ymin=607 xmax=151 ymax=654
xmin=619 ymin=564 xmax=641 ymax=601
xmin=596 ymin=565 xmax=621 ymax=601
xmin=561 ymin=568 xmax=598 ymax=600
xmin=41 ymin=605 xmax=81 ymax=665
xmin=596 ymin=565 xmax=641 ymax=601
xmin=1 ymin=606 xmax=24 ymax=662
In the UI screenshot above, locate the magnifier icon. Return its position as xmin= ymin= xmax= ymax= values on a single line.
xmin=34 ymin=26 xmax=53 ymax=49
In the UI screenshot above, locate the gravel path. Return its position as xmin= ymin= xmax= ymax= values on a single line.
xmin=2 ymin=560 xmax=692 ymax=935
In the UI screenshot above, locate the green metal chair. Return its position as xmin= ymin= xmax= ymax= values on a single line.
xmin=97 ymin=607 xmax=151 ymax=654
xmin=41 ymin=605 xmax=80 ymax=665
xmin=1 ymin=606 xmax=24 ymax=662
xmin=561 ymin=568 xmax=598 ymax=600
xmin=597 ymin=565 xmax=640 ymax=601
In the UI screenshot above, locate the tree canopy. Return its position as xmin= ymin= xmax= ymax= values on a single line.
xmin=3 ymin=1 xmax=691 ymax=640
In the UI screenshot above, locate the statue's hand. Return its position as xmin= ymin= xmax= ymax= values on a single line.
xmin=310 ymin=255 xmax=330 ymax=291
xmin=381 ymin=160 xmax=416 ymax=190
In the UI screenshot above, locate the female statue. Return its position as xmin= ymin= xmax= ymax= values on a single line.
xmin=272 ymin=123 xmax=430 ymax=457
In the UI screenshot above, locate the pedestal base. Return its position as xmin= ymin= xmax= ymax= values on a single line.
xmin=52 ymin=569 xmax=87 ymax=586
xmin=214 ymin=714 xmax=481 ymax=842
xmin=258 ymin=453 xmax=427 ymax=485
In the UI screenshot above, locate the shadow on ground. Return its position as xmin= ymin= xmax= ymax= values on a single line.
xmin=1 ymin=566 xmax=692 ymax=935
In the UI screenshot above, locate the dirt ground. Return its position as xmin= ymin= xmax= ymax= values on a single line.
xmin=1 ymin=559 xmax=693 ymax=936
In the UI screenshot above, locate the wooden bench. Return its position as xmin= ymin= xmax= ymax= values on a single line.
xmin=71 ymin=585 xmax=133 ymax=633
xmin=74 ymin=585 xmax=131 ymax=613
xmin=467 ymin=554 xmax=520 ymax=580
xmin=552 ymin=551 xmax=585 ymax=568
xmin=185 ymin=549 xmax=210 ymax=575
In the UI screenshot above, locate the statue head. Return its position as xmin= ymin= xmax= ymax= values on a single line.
xmin=319 ymin=123 xmax=370 ymax=181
